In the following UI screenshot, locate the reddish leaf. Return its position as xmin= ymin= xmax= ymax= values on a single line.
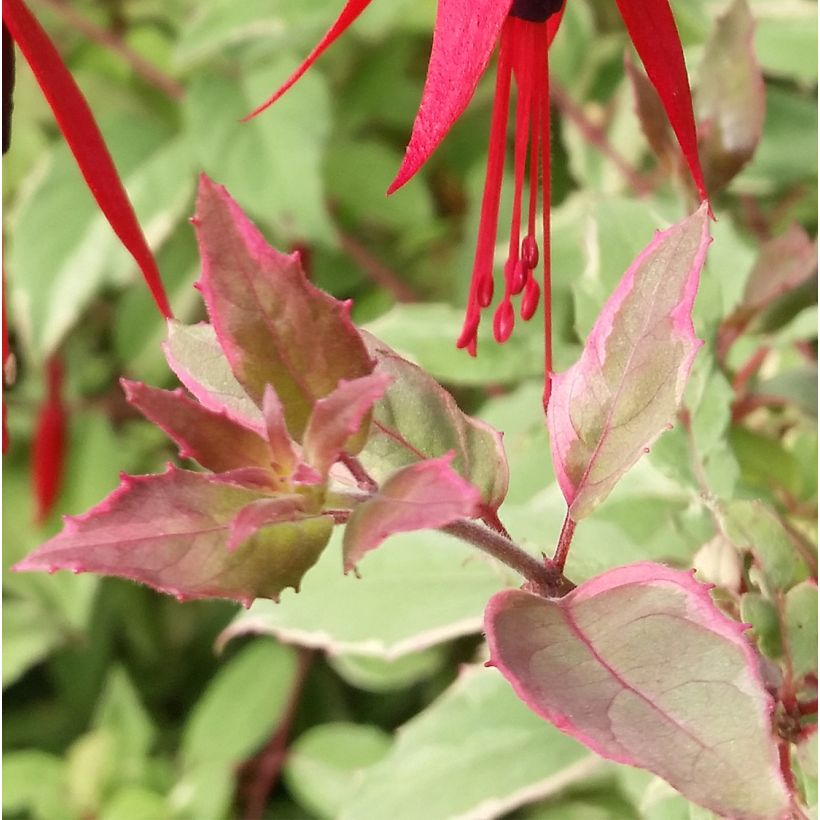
xmin=361 ymin=332 xmax=509 ymax=512
xmin=163 ymin=320 xmax=265 ymax=435
xmin=122 ymin=379 xmax=274 ymax=475
xmin=613 ymin=0 xmax=708 ymax=203
xmin=32 ymin=356 xmax=67 ymax=523
xmin=14 ymin=467 xmax=333 ymax=606
xmin=485 ymin=562 xmax=789 ymax=819
xmin=302 ymin=373 xmax=391 ymax=476
xmin=2 ymin=0 xmax=171 ymax=318
xmin=694 ymin=0 xmax=765 ymax=192
xmin=193 ymin=175 xmax=373 ymax=439
xmin=547 ymin=205 xmax=710 ymax=520
xmin=343 ymin=454 xmax=481 ymax=571
xmin=741 ymin=225 xmax=817 ymax=316
xmin=228 ymin=495 xmax=307 ymax=552
xmin=262 ymin=385 xmax=300 ymax=477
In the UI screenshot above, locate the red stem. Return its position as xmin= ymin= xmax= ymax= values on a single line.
xmin=241 ymin=649 xmax=313 ymax=820
xmin=551 ymin=510 xmax=576 ymax=572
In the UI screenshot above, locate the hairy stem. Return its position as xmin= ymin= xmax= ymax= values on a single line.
xmin=338 ymin=453 xmax=378 ymax=493
xmin=442 ymin=519 xmax=571 ymax=597
xmin=551 ymin=510 xmax=576 ymax=573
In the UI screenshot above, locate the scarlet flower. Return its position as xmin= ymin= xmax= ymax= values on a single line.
xmin=248 ymin=0 xmax=708 ymax=406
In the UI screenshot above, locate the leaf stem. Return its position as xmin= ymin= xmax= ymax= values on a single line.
xmin=339 ymin=453 xmax=378 ymax=493
xmin=328 ymin=489 xmax=573 ymax=596
xmin=442 ymin=519 xmax=571 ymax=597
xmin=551 ymin=510 xmax=576 ymax=572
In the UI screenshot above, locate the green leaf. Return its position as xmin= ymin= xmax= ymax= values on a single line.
xmin=364 ymin=303 xmax=543 ymax=386
xmin=92 ymin=667 xmax=156 ymax=783
xmin=182 ymin=639 xmax=297 ymax=768
xmin=222 ymin=528 xmax=515 ymax=660
xmin=360 ymin=332 xmax=509 ymax=511
xmin=99 ymin=787 xmax=170 ymax=820
xmin=284 ymin=723 xmax=392 ymax=819
xmin=722 ymin=500 xmax=808 ymax=590
xmin=740 ymin=592 xmax=782 ymax=659
xmin=8 ymin=118 xmax=194 ymax=359
xmin=3 ymin=751 xmax=74 ymax=820
xmin=185 ymin=59 xmax=333 ymax=244
xmin=339 ymin=666 xmax=598 ymax=820
xmin=2 ymin=596 xmax=66 ymax=688
xmin=328 ymin=647 xmax=446 ymax=693
xmin=784 ymin=581 xmax=818 ymax=680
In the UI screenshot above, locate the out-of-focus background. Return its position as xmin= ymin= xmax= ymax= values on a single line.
xmin=3 ymin=1 xmax=817 ymax=818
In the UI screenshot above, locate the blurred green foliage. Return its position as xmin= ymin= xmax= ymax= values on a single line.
xmin=3 ymin=0 xmax=816 ymax=817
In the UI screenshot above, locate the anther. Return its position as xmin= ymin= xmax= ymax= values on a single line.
xmin=521 ymin=276 xmax=540 ymax=320
xmin=521 ymin=235 xmax=539 ymax=269
xmin=493 ymin=299 xmax=515 ymax=343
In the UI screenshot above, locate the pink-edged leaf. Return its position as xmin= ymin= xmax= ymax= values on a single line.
xmin=360 ymin=332 xmax=509 ymax=512
xmin=547 ymin=205 xmax=710 ymax=520
xmin=14 ymin=466 xmax=333 ymax=606
xmin=122 ymin=379 xmax=274 ymax=475
xmin=388 ymin=0 xmax=512 ymax=194
xmin=694 ymin=0 xmax=765 ymax=192
xmin=2 ymin=0 xmax=172 ymax=318
xmin=163 ymin=320 xmax=265 ymax=435
xmin=227 ymin=495 xmax=306 ymax=551
xmin=243 ymin=0 xmax=374 ymax=121
xmin=343 ymin=454 xmax=481 ymax=572
xmin=194 ymin=175 xmax=373 ymax=439
xmin=613 ymin=0 xmax=708 ymax=203
xmin=485 ymin=561 xmax=790 ymax=819
xmin=303 ymin=373 xmax=391 ymax=476
xmin=262 ymin=385 xmax=300 ymax=477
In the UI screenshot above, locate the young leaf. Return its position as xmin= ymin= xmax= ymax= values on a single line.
xmin=694 ymin=0 xmax=765 ymax=192
xmin=303 ymin=373 xmax=392 ymax=476
xmin=360 ymin=332 xmax=509 ymax=512
xmin=163 ymin=320 xmax=265 ymax=434
xmin=343 ymin=454 xmax=480 ymax=572
xmin=122 ymin=380 xmax=273 ymax=475
xmin=227 ymin=496 xmax=307 ymax=552
xmin=14 ymin=467 xmax=333 ymax=606
xmin=485 ymin=562 xmax=789 ymax=819
xmin=547 ymin=205 xmax=710 ymax=520
xmin=193 ymin=175 xmax=373 ymax=438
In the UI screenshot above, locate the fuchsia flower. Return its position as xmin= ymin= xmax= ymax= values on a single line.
xmin=251 ymin=0 xmax=709 ymax=406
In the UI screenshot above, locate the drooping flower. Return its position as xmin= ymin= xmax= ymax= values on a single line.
xmin=248 ymin=0 xmax=708 ymax=406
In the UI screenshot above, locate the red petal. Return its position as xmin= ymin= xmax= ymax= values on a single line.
xmin=388 ymin=0 xmax=514 ymax=193
xmin=32 ymin=357 xmax=67 ymax=524
xmin=613 ymin=0 xmax=708 ymax=203
xmin=2 ymin=0 xmax=172 ymax=318
xmin=243 ymin=0 xmax=375 ymax=121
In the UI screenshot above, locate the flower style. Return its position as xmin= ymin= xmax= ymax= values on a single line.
xmin=248 ymin=0 xmax=708 ymax=406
